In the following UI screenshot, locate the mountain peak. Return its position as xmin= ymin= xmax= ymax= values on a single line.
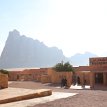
xmin=9 ymin=29 xmax=20 ymax=36
xmin=70 ymin=52 xmax=97 ymax=66
xmin=0 ymin=30 xmax=67 ymax=69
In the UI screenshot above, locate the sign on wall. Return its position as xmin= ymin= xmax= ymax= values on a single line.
xmin=89 ymin=57 xmax=107 ymax=66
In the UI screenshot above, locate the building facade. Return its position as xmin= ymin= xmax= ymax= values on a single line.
xmin=8 ymin=57 xmax=107 ymax=89
xmin=74 ymin=57 xmax=107 ymax=88
xmin=89 ymin=57 xmax=107 ymax=88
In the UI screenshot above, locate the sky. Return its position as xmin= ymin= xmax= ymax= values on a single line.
xmin=0 ymin=0 xmax=107 ymax=57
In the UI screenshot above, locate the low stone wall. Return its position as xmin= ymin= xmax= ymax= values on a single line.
xmin=0 ymin=73 xmax=8 ymax=89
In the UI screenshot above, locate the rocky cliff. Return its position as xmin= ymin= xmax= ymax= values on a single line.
xmin=0 ymin=30 xmax=67 ymax=68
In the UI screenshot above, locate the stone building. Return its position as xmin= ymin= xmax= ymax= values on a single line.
xmin=89 ymin=57 xmax=107 ymax=88
xmin=75 ymin=57 xmax=107 ymax=88
xmin=8 ymin=67 xmax=73 ymax=87
xmin=7 ymin=57 xmax=107 ymax=89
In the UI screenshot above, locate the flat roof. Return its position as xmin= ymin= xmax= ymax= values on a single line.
xmin=5 ymin=67 xmax=40 ymax=71
xmin=89 ymin=57 xmax=107 ymax=59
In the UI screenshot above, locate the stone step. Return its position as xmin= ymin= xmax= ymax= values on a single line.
xmin=0 ymin=88 xmax=52 ymax=104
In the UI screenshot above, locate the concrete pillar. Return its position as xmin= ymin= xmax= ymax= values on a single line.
xmin=90 ymin=72 xmax=95 ymax=89
xmin=103 ymin=73 xmax=107 ymax=86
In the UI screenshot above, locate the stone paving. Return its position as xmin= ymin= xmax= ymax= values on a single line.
xmin=0 ymin=81 xmax=79 ymax=107
xmin=70 ymin=84 xmax=90 ymax=89
xmin=0 ymin=91 xmax=77 ymax=107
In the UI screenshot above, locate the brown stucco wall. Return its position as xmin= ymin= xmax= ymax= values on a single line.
xmin=8 ymin=71 xmax=20 ymax=81
xmin=8 ymin=67 xmax=92 ymax=88
xmin=75 ymin=71 xmax=91 ymax=85
xmin=47 ymin=68 xmax=73 ymax=87
xmin=41 ymin=75 xmax=51 ymax=83
xmin=8 ymin=68 xmax=48 ymax=81
xmin=0 ymin=73 xmax=8 ymax=89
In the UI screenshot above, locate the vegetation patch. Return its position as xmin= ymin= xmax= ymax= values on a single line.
xmin=0 ymin=69 xmax=9 ymax=75
xmin=53 ymin=61 xmax=74 ymax=72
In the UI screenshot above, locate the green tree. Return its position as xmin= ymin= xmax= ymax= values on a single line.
xmin=53 ymin=61 xmax=74 ymax=72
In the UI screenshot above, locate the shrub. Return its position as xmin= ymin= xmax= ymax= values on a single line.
xmin=0 ymin=69 xmax=9 ymax=75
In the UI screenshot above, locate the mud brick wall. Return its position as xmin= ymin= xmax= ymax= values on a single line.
xmin=41 ymin=75 xmax=51 ymax=83
xmin=0 ymin=73 xmax=8 ymax=89
xmin=47 ymin=68 xmax=73 ymax=87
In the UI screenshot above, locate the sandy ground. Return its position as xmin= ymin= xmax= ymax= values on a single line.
xmin=8 ymin=81 xmax=107 ymax=107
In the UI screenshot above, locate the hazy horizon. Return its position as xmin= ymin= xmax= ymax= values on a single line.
xmin=0 ymin=0 xmax=107 ymax=57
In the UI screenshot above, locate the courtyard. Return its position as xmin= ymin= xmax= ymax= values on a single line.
xmin=0 ymin=81 xmax=107 ymax=107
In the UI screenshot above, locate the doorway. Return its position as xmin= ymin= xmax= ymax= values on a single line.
xmin=95 ymin=73 xmax=103 ymax=84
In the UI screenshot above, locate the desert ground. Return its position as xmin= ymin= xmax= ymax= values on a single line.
xmin=6 ymin=81 xmax=107 ymax=107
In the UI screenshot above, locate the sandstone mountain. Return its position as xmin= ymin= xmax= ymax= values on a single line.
xmin=0 ymin=30 xmax=97 ymax=69
xmin=0 ymin=30 xmax=67 ymax=68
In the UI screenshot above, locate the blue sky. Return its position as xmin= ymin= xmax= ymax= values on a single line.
xmin=0 ymin=0 xmax=107 ymax=57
